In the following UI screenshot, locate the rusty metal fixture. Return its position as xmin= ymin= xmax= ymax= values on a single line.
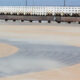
xmin=21 ymin=20 xmax=24 ymax=22
xmin=68 ymin=21 xmax=71 ymax=24
xmin=5 ymin=19 xmax=8 ymax=21
xmin=78 ymin=22 xmax=80 ymax=24
xmin=48 ymin=20 xmax=51 ymax=23
xmin=13 ymin=19 xmax=16 ymax=22
xmin=29 ymin=20 xmax=33 ymax=22
xmin=57 ymin=21 xmax=61 ymax=23
xmin=39 ymin=20 xmax=41 ymax=23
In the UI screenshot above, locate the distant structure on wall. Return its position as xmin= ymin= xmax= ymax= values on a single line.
xmin=0 ymin=0 xmax=80 ymax=24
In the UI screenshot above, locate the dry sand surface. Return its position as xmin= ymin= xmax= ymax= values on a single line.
xmin=0 ymin=23 xmax=80 ymax=47
xmin=0 ymin=64 xmax=80 ymax=80
xmin=0 ymin=22 xmax=80 ymax=80
xmin=0 ymin=43 xmax=18 ymax=57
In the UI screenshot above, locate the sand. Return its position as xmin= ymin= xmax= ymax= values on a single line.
xmin=0 ymin=23 xmax=80 ymax=47
xmin=0 ymin=43 xmax=18 ymax=57
xmin=0 ymin=64 xmax=80 ymax=80
xmin=0 ymin=22 xmax=80 ymax=80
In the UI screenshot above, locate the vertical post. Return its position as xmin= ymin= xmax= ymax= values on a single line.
xmin=26 ymin=0 xmax=27 ymax=6
xmin=33 ymin=0 xmax=34 ymax=6
xmin=64 ymin=0 xmax=65 ymax=6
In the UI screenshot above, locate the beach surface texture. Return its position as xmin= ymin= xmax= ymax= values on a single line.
xmin=0 ymin=43 xmax=18 ymax=58
xmin=0 ymin=21 xmax=80 ymax=80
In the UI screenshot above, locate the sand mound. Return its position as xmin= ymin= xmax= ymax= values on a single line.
xmin=0 ymin=43 xmax=18 ymax=58
xmin=0 ymin=64 xmax=80 ymax=80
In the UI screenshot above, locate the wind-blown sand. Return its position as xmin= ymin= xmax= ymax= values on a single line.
xmin=0 ymin=64 xmax=80 ymax=80
xmin=0 ymin=22 xmax=80 ymax=80
xmin=0 ymin=43 xmax=18 ymax=57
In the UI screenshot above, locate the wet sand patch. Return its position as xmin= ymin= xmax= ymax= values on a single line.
xmin=0 ymin=39 xmax=80 ymax=78
xmin=0 ymin=64 xmax=80 ymax=80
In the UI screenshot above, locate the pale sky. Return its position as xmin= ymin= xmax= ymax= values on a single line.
xmin=0 ymin=0 xmax=80 ymax=6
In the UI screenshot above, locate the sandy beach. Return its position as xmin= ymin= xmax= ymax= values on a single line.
xmin=0 ymin=43 xmax=18 ymax=58
xmin=0 ymin=64 xmax=80 ymax=80
xmin=0 ymin=21 xmax=80 ymax=80
xmin=0 ymin=22 xmax=80 ymax=46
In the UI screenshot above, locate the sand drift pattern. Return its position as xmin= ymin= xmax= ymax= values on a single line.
xmin=0 ymin=39 xmax=80 ymax=77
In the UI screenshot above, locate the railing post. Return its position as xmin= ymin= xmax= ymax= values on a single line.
xmin=64 ymin=0 xmax=65 ymax=6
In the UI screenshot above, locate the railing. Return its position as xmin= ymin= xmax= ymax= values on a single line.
xmin=0 ymin=6 xmax=80 ymax=15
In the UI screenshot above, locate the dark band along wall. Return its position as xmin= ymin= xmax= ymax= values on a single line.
xmin=0 ymin=0 xmax=80 ymax=6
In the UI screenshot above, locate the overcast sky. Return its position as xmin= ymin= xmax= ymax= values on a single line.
xmin=0 ymin=0 xmax=80 ymax=6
